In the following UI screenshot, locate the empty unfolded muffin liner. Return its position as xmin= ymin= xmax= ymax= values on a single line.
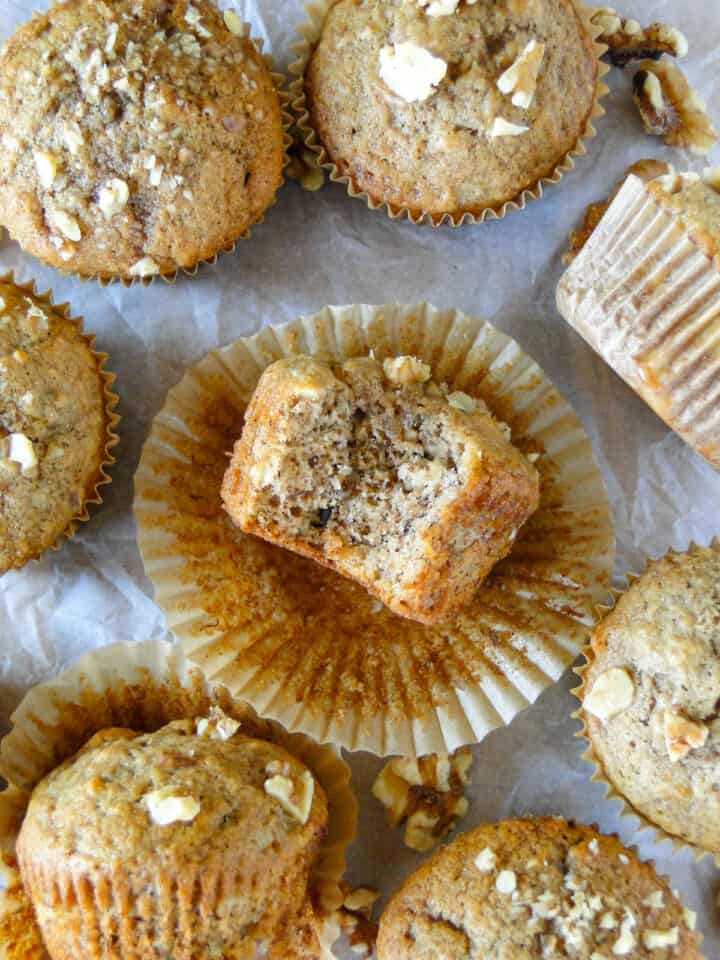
xmin=19 ymin=22 xmax=293 ymax=289
xmin=572 ymin=539 xmax=720 ymax=868
xmin=134 ymin=303 xmax=614 ymax=758
xmin=557 ymin=173 xmax=720 ymax=470
xmin=0 ymin=272 xmax=120 ymax=572
xmin=0 ymin=639 xmax=357 ymax=960
xmin=288 ymin=2 xmax=609 ymax=226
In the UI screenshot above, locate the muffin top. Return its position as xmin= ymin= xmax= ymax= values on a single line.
xmin=305 ymin=0 xmax=598 ymax=219
xmin=0 ymin=0 xmax=284 ymax=280
xmin=0 ymin=279 xmax=110 ymax=572
xmin=377 ymin=817 xmax=701 ymax=959
xmin=581 ymin=543 xmax=720 ymax=853
xmin=17 ymin=717 xmax=328 ymax=872
xmin=648 ymin=170 xmax=720 ymax=261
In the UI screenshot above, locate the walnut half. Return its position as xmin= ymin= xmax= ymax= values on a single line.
xmin=372 ymin=747 xmax=472 ymax=852
xmin=591 ymin=9 xmax=688 ymax=68
xmin=633 ymin=59 xmax=718 ymax=156
xmin=336 ymin=885 xmax=380 ymax=958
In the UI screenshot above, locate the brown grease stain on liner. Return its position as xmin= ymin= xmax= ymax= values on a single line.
xmin=0 ymin=272 xmax=120 ymax=570
xmin=134 ymin=304 xmax=615 ymax=757
xmin=288 ymin=2 xmax=610 ymax=226
xmin=571 ymin=539 xmax=720 ymax=868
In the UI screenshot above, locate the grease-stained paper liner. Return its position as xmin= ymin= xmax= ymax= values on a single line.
xmin=134 ymin=303 xmax=614 ymax=758
xmin=18 ymin=23 xmax=293 ymax=289
xmin=0 ymin=272 xmax=119 ymax=572
xmin=557 ymin=173 xmax=720 ymax=471
xmin=572 ymin=539 xmax=720 ymax=868
xmin=0 ymin=639 xmax=357 ymax=960
xmin=288 ymin=2 xmax=609 ymax=227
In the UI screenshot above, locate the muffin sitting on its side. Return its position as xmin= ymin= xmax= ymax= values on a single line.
xmin=222 ymin=354 xmax=539 ymax=624
xmin=16 ymin=716 xmax=329 ymax=960
xmin=0 ymin=0 xmax=285 ymax=281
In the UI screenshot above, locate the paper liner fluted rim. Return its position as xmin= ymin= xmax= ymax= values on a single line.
xmin=0 ymin=639 xmax=357 ymax=960
xmin=0 ymin=271 xmax=119 ymax=573
xmin=287 ymin=1 xmax=609 ymax=226
xmin=133 ymin=301 xmax=615 ymax=759
xmin=571 ymin=538 xmax=720 ymax=869
xmin=3 ymin=24 xmax=293 ymax=288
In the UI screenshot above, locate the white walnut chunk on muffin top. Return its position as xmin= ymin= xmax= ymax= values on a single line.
xmin=581 ymin=542 xmax=720 ymax=854
xmin=0 ymin=0 xmax=285 ymax=280
xmin=304 ymin=0 xmax=599 ymax=219
xmin=0 ymin=280 xmax=110 ymax=572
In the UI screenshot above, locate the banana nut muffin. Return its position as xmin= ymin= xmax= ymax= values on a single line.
xmin=16 ymin=715 xmax=329 ymax=960
xmin=0 ymin=278 xmax=113 ymax=572
xmin=581 ymin=542 xmax=720 ymax=854
xmin=303 ymin=0 xmax=599 ymax=220
xmin=377 ymin=816 xmax=702 ymax=959
xmin=0 ymin=0 xmax=284 ymax=281
xmin=221 ymin=354 xmax=540 ymax=624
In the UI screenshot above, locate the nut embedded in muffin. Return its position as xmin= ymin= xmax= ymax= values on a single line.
xmin=0 ymin=0 xmax=285 ymax=281
xmin=301 ymin=0 xmax=600 ymax=221
xmin=580 ymin=541 xmax=720 ymax=855
xmin=0 ymin=278 xmax=116 ymax=571
xmin=377 ymin=816 xmax=702 ymax=958
xmin=16 ymin=712 xmax=329 ymax=960
xmin=221 ymin=354 xmax=540 ymax=624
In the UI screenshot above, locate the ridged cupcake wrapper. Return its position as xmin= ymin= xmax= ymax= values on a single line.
xmin=572 ymin=539 xmax=720 ymax=868
xmin=134 ymin=302 xmax=614 ymax=758
xmin=0 ymin=639 xmax=357 ymax=960
xmin=0 ymin=272 xmax=120 ymax=571
xmin=16 ymin=25 xmax=293 ymax=289
xmin=557 ymin=173 xmax=720 ymax=470
xmin=287 ymin=2 xmax=609 ymax=226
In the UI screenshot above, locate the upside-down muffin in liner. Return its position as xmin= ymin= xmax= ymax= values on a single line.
xmin=289 ymin=0 xmax=608 ymax=225
xmin=0 ymin=640 xmax=356 ymax=960
xmin=134 ymin=303 xmax=614 ymax=757
xmin=574 ymin=540 xmax=720 ymax=866
xmin=557 ymin=169 xmax=720 ymax=470
xmin=0 ymin=273 xmax=119 ymax=572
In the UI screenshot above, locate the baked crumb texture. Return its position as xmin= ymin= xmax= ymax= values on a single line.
xmin=222 ymin=355 xmax=539 ymax=624
xmin=557 ymin=171 xmax=720 ymax=470
xmin=16 ymin=720 xmax=329 ymax=960
xmin=0 ymin=0 xmax=285 ymax=281
xmin=0 ymin=276 xmax=117 ymax=571
xmin=294 ymin=0 xmax=603 ymax=223
xmin=580 ymin=541 xmax=720 ymax=855
xmin=377 ymin=817 xmax=702 ymax=959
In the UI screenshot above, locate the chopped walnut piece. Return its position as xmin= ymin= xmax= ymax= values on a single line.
xmin=592 ymin=9 xmax=688 ymax=68
xmin=286 ymin=144 xmax=325 ymax=192
xmin=336 ymin=884 xmax=380 ymax=958
xmin=664 ymin=709 xmax=709 ymax=762
xmin=564 ymin=158 xmax=670 ymax=262
xmin=633 ymin=59 xmax=718 ymax=156
xmin=372 ymin=747 xmax=472 ymax=852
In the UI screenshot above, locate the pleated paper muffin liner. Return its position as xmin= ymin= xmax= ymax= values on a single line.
xmin=0 ymin=272 xmax=120 ymax=572
xmin=13 ymin=22 xmax=293 ymax=289
xmin=288 ymin=2 xmax=609 ymax=227
xmin=0 ymin=639 xmax=357 ymax=960
xmin=557 ymin=172 xmax=720 ymax=470
xmin=572 ymin=539 xmax=720 ymax=868
xmin=134 ymin=302 xmax=615 ymax=758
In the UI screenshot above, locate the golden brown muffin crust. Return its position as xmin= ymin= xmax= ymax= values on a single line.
xmin=377 ymin=817 xmax=701 ymax=959
xmin=305 ymin=0 xmax=598 ymax=218
xmin=0 ymin=0 xmax=284 ymax=280
xmin=582 ymin=543 xmax=720 ymax=854
xmin=0 ymin=280 xmax=110 ymax=572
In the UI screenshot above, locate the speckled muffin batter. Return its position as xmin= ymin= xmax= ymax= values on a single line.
xmin=0 ymin=0 xmax=284 ymax=281
xmin=648 ymin=170 xmax=720 ymax=261
xmin=581 ymin=542 xmax=720 ymax=854
xmin=304 ymin=0 xmax=599 ymax=219
xmin=377 ymin=817 xmax=701 ymax=959
xmin=16 ymin=718 xmax=329 ymax=960
xmin=0 ymin=279 xmax=112 ymax=572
